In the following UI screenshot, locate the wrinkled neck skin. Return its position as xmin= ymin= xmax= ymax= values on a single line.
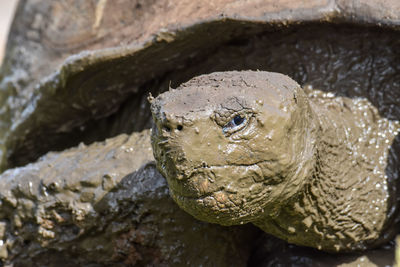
xmin=255 ymin=89 xmax=398 ymax=252
xmin=150 ymin=71 xmax=399 ymax=253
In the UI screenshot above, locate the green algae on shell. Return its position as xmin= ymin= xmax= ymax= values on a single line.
xmin=150 ymin=70 xmax=400 ymax=252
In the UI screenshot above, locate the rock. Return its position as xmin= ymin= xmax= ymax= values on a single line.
xmin=249 ymin=235 xmax=395 ymax=266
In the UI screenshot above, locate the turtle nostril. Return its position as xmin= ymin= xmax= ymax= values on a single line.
xmin=177 ymin=125 xmax=183 ymax=131
xmin=163 ymin=125 xmax=171 ymax=132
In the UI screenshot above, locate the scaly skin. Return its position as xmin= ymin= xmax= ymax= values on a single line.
xmin=150 ymin=70 xmax=400 ymax=252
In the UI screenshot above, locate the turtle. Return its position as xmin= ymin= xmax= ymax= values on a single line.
xmin=0 ymin=0 xmax=399 ymax=265
xmin=149 ymin=70 xmax=400 ymax=252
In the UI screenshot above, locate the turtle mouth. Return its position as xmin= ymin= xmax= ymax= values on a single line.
xmin=164 ymin=160 xmax=270 ymax=199
xmin=170 ymin=186 xmax=242 ymax=213
xmin=168 ymin=176 xmax=270 ymax=225
xmin=164 ymin=165 xmax=227 ymax=198
xmin=158 ymin=158 xmax=278 ymax=224
xmin=169 ymin=186 xmax=224 ymax=200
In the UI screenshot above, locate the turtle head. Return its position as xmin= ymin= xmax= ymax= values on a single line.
xmin=150 ymin=71 xmax=317 ymax=225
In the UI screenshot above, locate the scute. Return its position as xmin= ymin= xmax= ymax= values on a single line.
xmin=0 ymin=0 xmax=399 ymax=170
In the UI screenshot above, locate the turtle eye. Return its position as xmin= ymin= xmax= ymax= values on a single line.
xmin=233 ymin=115 xmax=244 ymax=125
xmin=223 ymin=115 xmax=247 ymax=134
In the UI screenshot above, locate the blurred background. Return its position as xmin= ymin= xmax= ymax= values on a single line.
xmin=0 ymin=0 xmax=19 ymax=64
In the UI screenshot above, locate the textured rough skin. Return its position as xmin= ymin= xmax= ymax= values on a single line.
xmin=150 ymin=70 xmax=400 ymax=252
xmin=0 ymin=0 xmax=399 ymax=265
xmin=0 ymin=130 xmax=257 ymax=266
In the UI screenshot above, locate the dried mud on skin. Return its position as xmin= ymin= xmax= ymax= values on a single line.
xmin=150 ymin=71 xmax=400 ymax=252
xmin=0 ymin=130 xmax=257 ymax=266
xmin=0 ymin=0 xmax=399 ymax=266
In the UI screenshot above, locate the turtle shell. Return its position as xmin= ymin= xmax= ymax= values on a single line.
xmin=0 ymin=0 xmax=399 ymax=170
